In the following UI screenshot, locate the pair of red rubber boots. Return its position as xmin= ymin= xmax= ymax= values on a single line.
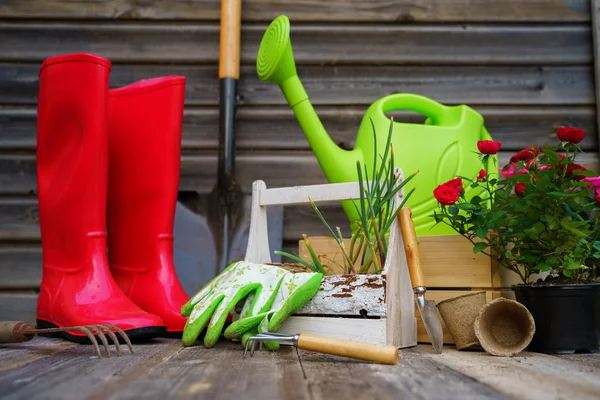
xmin=36 ymin=53 xmax=190 ymax=341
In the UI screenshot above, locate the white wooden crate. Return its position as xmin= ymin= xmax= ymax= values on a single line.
xmin=241 ymin=169 xmax=417 ymax=348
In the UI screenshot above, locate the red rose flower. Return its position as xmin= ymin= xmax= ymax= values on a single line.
xmin=515 ymin=183 xmax=526 ymax=196
xmin=510 ymin=146 xmax=539 ymax=163
xmin=595 ymin=188 xmax=600 ymax=204
xmin=433 ymin=182 xmax=460 ymax=206
xmin=447 ymin=177 xmax=464 ymax=193
xmin=477 ymin=140 xmax=502 ymax=155
xmin=477 ymin=169 xmax=486 ymax=181
xmin=557 ymin=126 xmax=586 ymax=144
xmin=566 ymin=163 xmax=587 ymax=180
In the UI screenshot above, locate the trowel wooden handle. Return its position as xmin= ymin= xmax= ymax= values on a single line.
xmin=297 ymin=334 xmax=398 ymax=365
xmin=0 ymin=321 xmax=36 ymax=343
xmin=219 ymin=0 xmax=242 ymax=79
xmin=399 ymin=207 xmax=425 ymax=289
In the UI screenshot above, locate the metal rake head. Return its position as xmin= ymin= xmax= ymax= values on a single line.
xmin=28 ymin=324 xmax=134 ymax=358
xmin=243 ymin=332 xmax=298 ymax=358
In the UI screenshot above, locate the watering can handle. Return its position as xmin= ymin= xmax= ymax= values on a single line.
xmin=377 ymin=93 xmax=449 ymax=125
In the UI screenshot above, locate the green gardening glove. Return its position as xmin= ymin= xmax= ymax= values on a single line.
xmin=180 ymin=261 xmax=322 ymax=348
xmin=223 ymin=268 xmax=323 ymax=351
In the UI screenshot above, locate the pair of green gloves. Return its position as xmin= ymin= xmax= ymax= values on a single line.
xmin=180 ymin=261 xmax=323 ymax=349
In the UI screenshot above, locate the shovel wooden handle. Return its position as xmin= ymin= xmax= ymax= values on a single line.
xmin=399 ymin=207 xmax=425 ymax=289
xmin=297 ymin=334 xmax=398 ymax=365
xmin=219 ymin=0 xmax=242 ymax=79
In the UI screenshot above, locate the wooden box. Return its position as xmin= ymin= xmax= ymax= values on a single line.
xmin=243 ymin=171 xmax=417 ymax=348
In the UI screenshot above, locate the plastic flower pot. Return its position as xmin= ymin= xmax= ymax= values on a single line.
xmin=513 ymin=283 xmax=600 ymax=354
xmin=437 ymin=291 xmax=487 ymax=350
xmin=474 ymin=297 xmax=536 ymax=357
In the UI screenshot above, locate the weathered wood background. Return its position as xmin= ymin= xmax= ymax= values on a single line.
xmin=1 ymin=0 xmax=599 ymax=321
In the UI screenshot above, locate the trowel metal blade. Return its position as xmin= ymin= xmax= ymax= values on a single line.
xmin=416 ymin=295 xmax=444 ymax=354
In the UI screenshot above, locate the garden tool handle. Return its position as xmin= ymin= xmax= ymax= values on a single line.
xmin=379 ymin=93 xmax=448 ymax=125
xmin=219 ymin=0 xmax=242 ymax=79
xmin=399 ymin=207 xmax=425 ymax=289
xmin=297 ymin=334 xmax=399 ymax=365
xmin=0 ymin=321 xmax=36 ymax=343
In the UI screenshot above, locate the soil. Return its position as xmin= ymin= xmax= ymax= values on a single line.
xmin=515 ymin=275 xmax=600 ymax=286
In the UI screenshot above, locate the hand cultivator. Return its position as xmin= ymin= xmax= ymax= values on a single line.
xmin=0 ymin=321 xmax=134 ymax=358
xmin=243 ymin=332 xmax=399 ymax=365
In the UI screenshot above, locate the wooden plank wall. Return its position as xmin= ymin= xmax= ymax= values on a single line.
xmin=0 ymin=0 xmax=598 ymax=320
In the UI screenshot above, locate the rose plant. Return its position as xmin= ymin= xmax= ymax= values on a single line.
xmin=431 ymin=127 xmax=600 ymax=285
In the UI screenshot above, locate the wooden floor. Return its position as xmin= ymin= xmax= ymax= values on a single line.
xmin=1 ymin=337 xmax=599 ymax=400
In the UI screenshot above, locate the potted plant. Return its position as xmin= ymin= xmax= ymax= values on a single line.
xmin=431 ymin=126 xmax=600 ymax=354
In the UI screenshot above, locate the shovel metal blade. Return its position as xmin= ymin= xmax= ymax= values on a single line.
xmin=416 ymin=295 xmax=444 ymax=354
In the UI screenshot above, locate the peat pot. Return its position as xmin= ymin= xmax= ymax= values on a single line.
xmin=513 ymin=283 xmax=600 ymax=354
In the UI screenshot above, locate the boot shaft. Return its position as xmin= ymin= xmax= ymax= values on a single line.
xmin=107 ymin=76 xmax=186 ymax=269
xmin=37 ymin=53 xmax=112 ymax=270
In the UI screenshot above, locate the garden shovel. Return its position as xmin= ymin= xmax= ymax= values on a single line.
xmin=399 ymin=207 xmax=444 ymax=353
xmin=174 ymin=0 xmax=283 ymax=289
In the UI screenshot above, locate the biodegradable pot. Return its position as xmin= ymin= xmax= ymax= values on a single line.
xmin=513 ymin=283 xmax=600 ymax=354
xmin=437 ymin=291 xmax=487 ymax=350
xmin=474 ymin=297 xmax=536 ymax=357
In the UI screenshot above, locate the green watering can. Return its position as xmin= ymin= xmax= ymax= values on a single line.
xmin=256 ymin=15 xmax=496 ymax=236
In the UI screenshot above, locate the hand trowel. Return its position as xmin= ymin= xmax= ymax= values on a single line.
xmin=399 ymin=207 xmax=444 ymax=353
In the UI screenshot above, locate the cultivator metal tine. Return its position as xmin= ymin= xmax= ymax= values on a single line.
xmin=23 ymin=324 xmax=135 ymax=358
xmin=67 ymin=326 xmax=102 ymax=358
xmin=87 ymin=326 xmax=111 ymax=358
xmin=98 ymin=325 xmax=121 ymax=356
xmin=104 ymin=324 xmax=134 ymax=354
xmin=243 ymin=332 xmax=297 ymax=358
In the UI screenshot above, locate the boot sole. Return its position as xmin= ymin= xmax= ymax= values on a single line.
xmin=161 ymin=330 xmax=183 ymax=339
xmin=36 ymin=319 xmax=167 ymax=344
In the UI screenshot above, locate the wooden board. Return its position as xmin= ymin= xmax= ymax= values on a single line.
xmin=0 ymin=63 xmax=594 ymax=106
xmin=3 ymin=337 xmax=600 ymax=400
xmin=0 ymin=293 xmax=38 ymax=323
xmin=297 ymin=347 xmax=510 ymax=400
xmin=592 ymin=0 xmax=600 ymax=146
xmin=0 ymin=151 xmax=598 ymax=197
xmin=0 ymin=22 xmax=591 ymax=65
xmin=1 ymin=105 xmax=598 ymax=152
xmin=0 ymin=0 xmax=590 ymax=22
xmin=298 ymin=235 xmax=494 ymax=288
xmin=420 ymin=348 xmax=600 ymax=400
xmin=0 ymin=246 xmax=42 ymax=289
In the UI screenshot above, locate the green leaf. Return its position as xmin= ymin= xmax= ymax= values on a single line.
xmin=470 ymin=195 xmax=482 ymax=205
xmin=473 ymin=242 xmax=488 ymax=253
xmin=456 ymin=203 xmax=477 ymax=211
xmin=565 ymin=260 xmax=582 ymax=270
xmin=543 ymin=148 xmax=561 ymax=162
xmin=274 ymin=251 xmax=322 ymax=274
xmin=448 ymin=205 xmax=459 ymax=216
xmin=533 ymin=262 xmax=550 ymax=272
xmin=509 ymin=173 xmax=531 ymax=183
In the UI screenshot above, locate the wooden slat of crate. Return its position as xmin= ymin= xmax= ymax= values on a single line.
xmin=298 ymin=235 xmax=494 ymax=288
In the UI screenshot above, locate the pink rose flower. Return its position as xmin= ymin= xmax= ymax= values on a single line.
xmin=584 ymin=176 xmax=600 ymax=188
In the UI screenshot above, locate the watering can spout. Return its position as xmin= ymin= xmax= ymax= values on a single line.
xmin=256 ymin=15 xmax=359 ymax=183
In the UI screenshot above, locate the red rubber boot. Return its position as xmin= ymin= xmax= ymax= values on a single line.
xmin=107 ymin=76 xmax=190 ymax=338
xmin=36 ymin=53 xmax=166 ymax=342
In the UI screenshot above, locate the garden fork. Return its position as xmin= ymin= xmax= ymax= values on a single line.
xmin=0 ymin=321 xmax=134 ymax=358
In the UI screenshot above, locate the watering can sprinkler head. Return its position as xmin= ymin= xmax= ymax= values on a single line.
xmin=257 ymin=15 xmax=297 ymax=85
